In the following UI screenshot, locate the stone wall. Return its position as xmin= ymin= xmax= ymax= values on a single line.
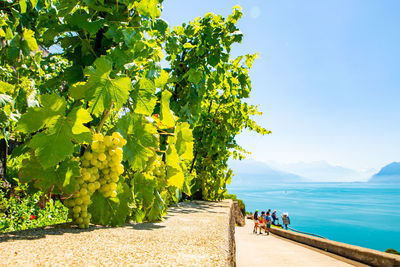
xmin=270 ymin=227 xmax=400 ymax=267
xmin=232 ymin=201 xmax=245 ymax=226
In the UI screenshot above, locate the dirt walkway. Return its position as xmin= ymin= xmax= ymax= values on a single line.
xmin=235 ymin=219 xmax=366 ymax=267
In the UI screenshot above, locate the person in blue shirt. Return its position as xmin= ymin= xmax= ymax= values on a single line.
xmin=265 ymin=211 xmax=272 ymax=235
xmin=272 ymin=210 xmax=279 ymax=225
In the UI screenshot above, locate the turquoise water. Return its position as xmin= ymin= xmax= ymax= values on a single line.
xmin=228 ymin=182 xmax=400 ymax=252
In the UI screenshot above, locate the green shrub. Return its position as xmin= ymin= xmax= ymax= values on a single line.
xmin=225 ymin=194 xmax=246 ymax=214
xmin=0 ymin=180 xmax=70 ymax=232
xmin=0 ymin=154 xmax=69 ymax=232
xmin=385 ymin=248 xmax=400 ymax=255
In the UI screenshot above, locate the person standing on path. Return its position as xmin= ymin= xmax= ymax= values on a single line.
xmin=272 ymin=210 xmax=279 ymax=225
xmin=282 ymin=213 xmax=290 ymax=230
xmin=258 ymin=211 xmax=267 ymax=234
xmin=265 ymin=211 xmax=272 ymax=235
xmin=253 ymin=210 xmax=259 ymax=234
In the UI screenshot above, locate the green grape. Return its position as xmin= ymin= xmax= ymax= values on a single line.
xmin=98 ymin=153 xmax=107 ymax=161
xmin=94 ymin=181 xmax=101 ymax=189
xmin=75 ymin=197 xmax=83 ymax=205
xmin=73 ymin=206 xmax=81 ymax=213
xmin=76 ymin=217 xmax=83 ymax=224
xmin=109 ymin=183 xmax=117 ymax=191
xmin=87 ymin=183 xmax=95 ymax=192
xmin=80 ymin=188 xmax=88 ymax=195
xmin=84 ymin=152 xmax=93 ymax=161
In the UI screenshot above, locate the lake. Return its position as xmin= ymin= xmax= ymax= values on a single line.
xmin=228 ymin=181 xmax=400 ymax=252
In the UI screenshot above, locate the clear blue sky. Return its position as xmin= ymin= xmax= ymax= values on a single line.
xmin=161 ymin=0 xmax=400 ymax=170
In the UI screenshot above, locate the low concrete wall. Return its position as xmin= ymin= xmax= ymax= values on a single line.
xmin=270 ymin=226 xmax=400 ymax=267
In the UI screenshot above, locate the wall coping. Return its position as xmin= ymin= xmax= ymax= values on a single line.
xmin=269 ymin=225 xmax=400 ymax=267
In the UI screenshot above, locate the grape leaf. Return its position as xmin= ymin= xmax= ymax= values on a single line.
xmin=23 ymin=29 xmax=38 ymax=51
xmin=165 ymin=144 xmax=184 ymax=189
xmin=70 ymin=56 xmax=131 ymax=115
xmin=0 ymin=81 xmax=15 ymax=94
xmin=131 ymin=78 xmax=157 ymax=116
xmin=29 ymin=106 xmax=92 ymax=168
xmin=17 ymin=94 xmax=66 ymax=134
xmin=147 ymin=189 xmax=165 ymax=221
xmin=155 ymin=70 xmax=169 ymax=88
xmin=135 ymin=0 xmax=161 ymax=19
xmin=174 ymin=122 xmax=194 ymax=161
xmin=89 ymin=180 xmax=133 ymax=226
xmin=160 ymin=90 xmax=175 ymax=128
xmin=18 ymin=94 xmax=92 ymax=168
xmin=20 ymin=157 xmax=80 ymax=194
xmin=133 ymin=172 xmax=155 ymax=209
xmin=19 ymin=0 xmax=27 ymax=13
xmin=116 ymin=114 xmax=158 ymax=171
xmin=29 ymin=0 xmax=38 ymax=8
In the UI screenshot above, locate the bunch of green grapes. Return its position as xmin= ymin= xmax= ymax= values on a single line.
xmin=148 ymin=155 xmax=166 ymax=180
xmin=65 ymin=132 xmax=127 ymax=228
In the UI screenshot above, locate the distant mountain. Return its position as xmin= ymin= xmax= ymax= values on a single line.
xmin=369 ymin=162 xmax=400 ymax=183
xmin=267 ymin=160 xmax=375 ymax=182
xmin=228 ymin=159 xmax=306 ymax=186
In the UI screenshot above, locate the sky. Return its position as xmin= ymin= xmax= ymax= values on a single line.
xmin=161 ymin=0 xmax=400 ymax=171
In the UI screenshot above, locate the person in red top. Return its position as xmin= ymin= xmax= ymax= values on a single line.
xmin=258 ymin=211 xmax=266 ymax=234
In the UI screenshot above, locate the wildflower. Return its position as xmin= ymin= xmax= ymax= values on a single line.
xmin=20 ymin=216 xmax=24 ymax=220
xmin=29 ymin=215 xmax=37 ymax=220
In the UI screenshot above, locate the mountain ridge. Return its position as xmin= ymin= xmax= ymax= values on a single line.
xmin=369 ymin=162 xmax=400 ymax=183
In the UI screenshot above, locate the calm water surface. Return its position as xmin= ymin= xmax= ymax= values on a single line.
xmin=228 ymin=181 xmax=400 ymax=252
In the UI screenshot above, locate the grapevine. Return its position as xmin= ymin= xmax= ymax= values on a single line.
xmin=0 ymin=0 xmax=268 ymax=227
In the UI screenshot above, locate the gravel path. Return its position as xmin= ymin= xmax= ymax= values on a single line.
xmin=236 ymin=219 xmax=368 ymax=267
xmin=0 ymin=201 xmax=232 ymax=266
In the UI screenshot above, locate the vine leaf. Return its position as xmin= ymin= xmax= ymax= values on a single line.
xmin=20 ymin=157 xmax=80 ymax=194
xmin=17 ymin=94 xmax=66 ymax=134
xmin=19 ymin=0 xmax=27 ymax=13
xmin=160 ymin=90 xmax=175 ymax=128
xmin=174 ymin=122 xmax=194 ymax=161
xmin=17 ymin=94 xmax=92 ymax=168
xmin=0 ymin=81 xmax=15 ymax=94
xmin=165 ymin=144 xmax=184 ymax=189
xmin=131 ymin=78 xmax=157 ymax=116
xmin=116 ymin=113 xmax=158 ymax=171
xmin=135 ymin=0 xmax=161 ymax=19
xmin=69 ymin=56 xmax=131 ymax=116
xmin=23 ymin=29 xmax=38 ymax=51
xmin=147 ymin=189 xmax=165 ymax=221
xmin=89 ymin=180 xmax=132 ymax=226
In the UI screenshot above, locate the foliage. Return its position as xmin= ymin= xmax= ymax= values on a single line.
xmin=164 ymin=6 xmax=270 ymax=200
xmin=385 ymin=248 xmax=400 ymax=255
xmin=225 ymin=194 xmax=245 ymax=215
xmin=1 ymin=157 xmax=68 ymax=232
xmin=0 ymin=0 xmax=267 ymax=227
